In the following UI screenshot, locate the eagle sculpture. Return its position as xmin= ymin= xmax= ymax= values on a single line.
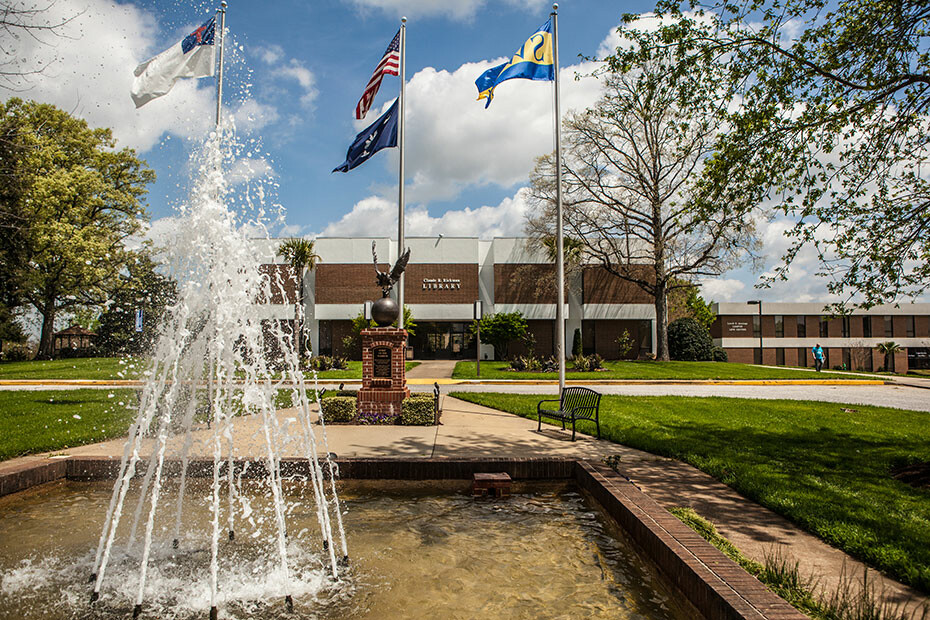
xmin=372 ymin=241 xmax=411 ymax=297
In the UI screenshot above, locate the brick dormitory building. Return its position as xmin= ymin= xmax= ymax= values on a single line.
xmin=253 ymin=237 xmax=930 ymax=373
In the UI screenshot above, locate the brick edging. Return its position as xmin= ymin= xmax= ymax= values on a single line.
xmin=575 ymin=460 xmax=807 ymax=620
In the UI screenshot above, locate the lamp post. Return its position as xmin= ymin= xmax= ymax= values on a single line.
xmin=474 ymin=300 xmax=483 ymax=378
xmin=747 ymin=300 xmax=762 ymax=364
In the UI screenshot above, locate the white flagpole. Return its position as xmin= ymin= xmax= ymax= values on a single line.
xmin=552 ymin=4 xmax=566 ymax=391
xmin=397 ymin=18 xmax=407 ymax=326
xmin=215 ymin=2 xmax=227 ymax=129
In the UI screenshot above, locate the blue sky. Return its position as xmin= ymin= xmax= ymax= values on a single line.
xmin=8 ymin=0 xmax=893 ymax=304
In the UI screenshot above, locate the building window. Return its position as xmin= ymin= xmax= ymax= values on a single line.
xmin=754 ymin=348 xmax=762 ymax=365
xmin=752 ymin=315 xmax=761 ymax=338
xmin=842 ymin=317 xmax=850 ymax=338
xmin=842 ymin=348 xmax=851 ymax=370
xmin=797 ymin=316 xmax=806 ymax=338
xmin=861 ymin=349 xmax=873 ymax=372
xmin=820 ymin=316 xmax=829 ymax=338
xmin=885 ymin=315 xmax=893 ymax=337
xmin=906 ymin=316 xmax=915 ymax=338
xmin=798 ymin=348 xmax=807 ymax=367
xmin=775 ymin=315 xmax=784 ymax=338
xmin=863 ymin=316 xmax=872 ymax=339
xmin=776 ymin=348 xmax=785 ymax=366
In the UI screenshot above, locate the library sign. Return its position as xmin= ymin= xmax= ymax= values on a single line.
xmin=725 ymin=319 xmax=751 ymax=335
xmin=422 ymin=278 xmax=462 ymax=291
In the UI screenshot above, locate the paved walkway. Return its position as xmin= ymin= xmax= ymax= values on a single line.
xmin=4 ymin=395 xmax=927 ymax=617
xmin=404 ymin=360 xmax=457 ymax=379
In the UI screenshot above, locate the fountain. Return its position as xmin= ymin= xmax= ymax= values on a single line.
xmin=79 ymin=123 xmax=347 ymax=618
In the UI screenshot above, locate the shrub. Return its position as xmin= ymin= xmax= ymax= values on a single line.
xmin=320 ymin=396 xmax=356 ymax=423
xmin=400 ymin=393 xmax=435 ymax=426
xmin=572 ymin=353 xmax=604 ymax=372
xmin=616 ymin=330 xmax=634 ymax=358
xmin=712 ymin=346 xmax=728 ymax=362
xmin=1 ymin=343 xmax=31 ymax=362
xmin=510 ymin=355 xmax=542 ymax=371
xmin=668 ymin=317 xmax=714 ymax=361
xmin=309 ymin=355 xmax=348 ymax=371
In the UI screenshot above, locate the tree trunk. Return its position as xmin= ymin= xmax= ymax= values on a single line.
xmin=654 ymin=280 xmax=670 ymax=361
xmin=37 ymin=304 xmax=56 ymax=359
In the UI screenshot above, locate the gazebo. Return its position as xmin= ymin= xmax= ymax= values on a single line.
xmin=53 ymin=325 xmax=97 ymax=353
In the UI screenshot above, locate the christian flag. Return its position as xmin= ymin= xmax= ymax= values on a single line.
xmin=131 ymin=16 xmax=216 ymax=108
xmin=355 ymin=29 xmax=400 ymax=120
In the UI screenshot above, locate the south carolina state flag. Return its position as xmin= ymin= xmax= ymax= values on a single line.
xmin=131 ymin=16 xmax=216 ymax=108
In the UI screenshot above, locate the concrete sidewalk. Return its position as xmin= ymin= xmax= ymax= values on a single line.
xmin=2 ymin=395 xmax=927 ymax=617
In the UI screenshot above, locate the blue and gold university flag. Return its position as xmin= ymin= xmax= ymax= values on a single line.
xmin=475 ymin=18 xmax=554 ymax=108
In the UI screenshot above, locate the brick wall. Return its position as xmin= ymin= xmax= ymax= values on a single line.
xmin=315 ymin=264 xmax=388 ymax=304
xmin=494 ymin=264 xmax=557 ymax=304
xmin=582 ymin=266 xmax=653 ymax=304
xmin=405 ymin=263 xmax=478 ymax=304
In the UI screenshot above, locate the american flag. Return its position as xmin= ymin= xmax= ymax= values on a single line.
xmin=355 ymin=30 xmax=400 ymax=120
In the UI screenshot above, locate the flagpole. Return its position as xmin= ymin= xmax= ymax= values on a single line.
xmin=397 ymin=17 xmax=407 ymax=328
xmin=215 ymin=1 xmax=227 ymax=129
xmin=552 ymin=4 xmax=566 ymax=392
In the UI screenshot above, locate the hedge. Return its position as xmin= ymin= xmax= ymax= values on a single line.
xmin=401 ymin=393 xmax=436 ymax=426
xmin=321 ymin=396 xmax=356 ymax=423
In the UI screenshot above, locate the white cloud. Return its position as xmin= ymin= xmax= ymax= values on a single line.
xmin=361 ymin=55 xmax=604 ymax=204
xmin=272 ymin=59 xmax=318 ymax=107
xmin=345 ymin=0 xmax=547 ymax=21
xmin=227 ymin=157 xmax=276 ymax=187
xmin=697 ymin=278 xmax=745 ymax=301
xmin=4 ymin=0 xmax=217 ymax=152
xmin=231 ymin=99 xmax=280 ymax=133
xmin=257 ymin=44 xmax=284 ymax=65
xmin=319 ymin=187 xmax=532 ymax=238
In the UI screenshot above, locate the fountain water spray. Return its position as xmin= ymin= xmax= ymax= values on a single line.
xmin=88 ymin=113 xmax=346 ymax=620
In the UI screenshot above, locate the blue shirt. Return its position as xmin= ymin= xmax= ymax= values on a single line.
xmin=812 ymin=346 xmax=824 ymax=360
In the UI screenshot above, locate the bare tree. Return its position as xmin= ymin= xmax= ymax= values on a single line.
xmin=528 ymin=57 xmax=759 ymax=360
xmin=1 ymin=1 xmax=77 ymax=91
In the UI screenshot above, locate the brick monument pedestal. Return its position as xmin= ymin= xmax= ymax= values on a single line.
xmin=357 ymin=327 xmax=409 ymax=423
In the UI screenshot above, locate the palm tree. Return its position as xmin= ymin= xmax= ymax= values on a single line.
xmin=875 ymin=341 xmax=902 ymax=372
xmin=278 ymin=238 xmax=320 ymax=358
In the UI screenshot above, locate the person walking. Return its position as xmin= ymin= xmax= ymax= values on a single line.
xmin=812 ymin=344 xmax=825 ymax=372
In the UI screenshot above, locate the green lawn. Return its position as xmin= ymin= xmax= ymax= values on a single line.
xmin=452 ymin=360 xmax=868 ymax=380
xmin=0 ymin=357 xmax=144 ymax=380
xmin=0 ymin=358 xmax=420 ymax=381
xmin=450 ymin=391 xmax=930 ymax=594
xmin=0 ymin=389 xmax=139 ymax=460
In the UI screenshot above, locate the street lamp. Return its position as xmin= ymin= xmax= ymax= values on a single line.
xmin=747 ymin=300 xmax=762 ymax=364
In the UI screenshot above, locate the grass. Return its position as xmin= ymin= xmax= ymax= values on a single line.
xmin=0 ymin=358 xmax=421 ymax=381
xmin=0 ymin=389 xmax=139 ymax=460
xmin=0 ymin=357 xmax=144 ymax=380
xmin=668 ymin=506 xmax=927 ymax=620
xmin=450 ymin=392 xmax=930 ymax=593
xmin=452 ymin=360 xmax=869 ymax=380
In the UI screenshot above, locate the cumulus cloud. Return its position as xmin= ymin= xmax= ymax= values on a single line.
xmin=271 ymin=59 xmax=318 ymax=108
xmin=4 ymin=0 xmax=220 ymax=152
xmin=231 ymin=99 xmax=280 ymax=133
xmin=318 ymin=188 xmax=532 ymax=238
xmin=227 ymin=157 xmax=276 ymax=186
xmin=344 ymin=0 xmax=548 ymax=21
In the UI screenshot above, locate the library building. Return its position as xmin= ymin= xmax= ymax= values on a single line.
xmin=255 ymin=237 xmax=930 ymax=373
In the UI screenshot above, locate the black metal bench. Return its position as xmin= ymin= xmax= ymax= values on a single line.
xmin=537 ymin=386 xmax=602 ymax=441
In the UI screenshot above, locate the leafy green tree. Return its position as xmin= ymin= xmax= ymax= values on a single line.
xmin=0 ymin=99 xmax=154 ymax=358
xmin=528 ymin=54 xmax=757 ymax=360
xmin=277 ymin=238 xmax=320 ymax=357
xmin=875 ymin=341 xmax=902 ymax=373
xmin=470 ymin=311 xmax=528 ymax=360
xmin=668 ymin=280 xmax=716 ymax=331
xmin=612 ymin=0 xmax=930 ymax=306
xmin=96 ymin=254 xmax=178 ymax=355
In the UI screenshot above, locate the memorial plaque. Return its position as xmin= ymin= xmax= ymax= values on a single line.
xmin=373 ymin=347 xmax=392 ymax=378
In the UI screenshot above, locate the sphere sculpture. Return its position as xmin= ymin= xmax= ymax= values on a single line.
xmin=371 ymin=296 xmax=399 ymax=326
